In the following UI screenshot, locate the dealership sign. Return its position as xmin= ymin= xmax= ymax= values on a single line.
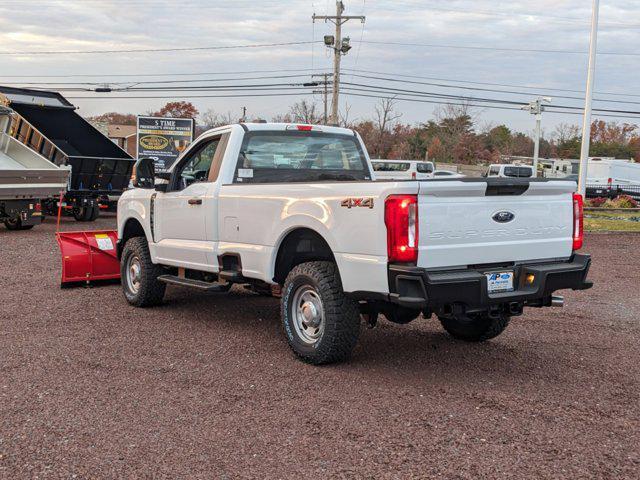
xmin=136 ymin=116 xmax=194 ymax=172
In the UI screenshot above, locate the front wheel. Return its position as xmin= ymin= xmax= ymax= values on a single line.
xmin=281 ymin=261 xmax=360 ymax=365
xmin=121 ymin=237 xmax=166 ymax=307
xmin=439 ymin=313 xmax=510 ymax=342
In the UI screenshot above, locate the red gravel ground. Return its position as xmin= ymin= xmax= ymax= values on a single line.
xmin=1 ymin=215 xmax=639 ymax=479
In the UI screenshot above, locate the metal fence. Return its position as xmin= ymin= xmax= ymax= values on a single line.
xmin=586 ymin=183 xmax=640 ymax=200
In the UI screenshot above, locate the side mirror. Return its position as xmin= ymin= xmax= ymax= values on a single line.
xmin=132 ymin=157 xmax=155 ymax=189
xmin=154 ymin=171 xmax=171 ymax=192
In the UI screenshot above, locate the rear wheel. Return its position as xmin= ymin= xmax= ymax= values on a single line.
xmin=73 ymin=205 xmax=99 ymax=222
xmin=439 ymin=313 xmax=510 ymax=342
xmin=121 ymin=237 xmax=166 ymax=307
xmin=4 ymin=218 xmax=34 ymax=231
xmin=281 ymin=261 xmax=360 ymax=365
xmin=88 ymin=205 xmax=99 ymax=221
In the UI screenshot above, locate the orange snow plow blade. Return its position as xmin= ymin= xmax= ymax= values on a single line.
xmin=56 ymin=230 xmax=120 ymax=286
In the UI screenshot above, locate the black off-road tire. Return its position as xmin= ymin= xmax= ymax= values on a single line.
xmin=439 ymin=313 xmax=510 ymax=342
xmin=121 ymin=237 xmax=166 ymax=307
xmin=281 ymin=261 xmax=360 ymax=365
xmin=73 ymin=207 xmax=87 ymax=222
xmin=4 ymin=218 xmax=34 ymax=231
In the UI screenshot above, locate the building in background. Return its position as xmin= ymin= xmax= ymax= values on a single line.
xmin=108 ymin=125 xmax=137 ymax=158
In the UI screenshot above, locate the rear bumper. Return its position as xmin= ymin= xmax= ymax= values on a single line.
xmin=387 ymin=253 xmax=592 ymax=310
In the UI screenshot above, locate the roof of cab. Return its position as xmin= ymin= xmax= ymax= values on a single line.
xmin=241 ymin=122 xmax=355 ymax=136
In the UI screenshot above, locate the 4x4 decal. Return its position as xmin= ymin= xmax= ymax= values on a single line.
xmin=341 ymin=198 xmax=374 ymax=209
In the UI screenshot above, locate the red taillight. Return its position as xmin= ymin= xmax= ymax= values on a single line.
xmin=296 ymin=125 xmax=313 ymax=131
xmin=573 ymin=193 xmax=584 ymax=251
xmin=411 ymin=171 xmax=416 ymax=179
xmin=385 ymin=194 xmax=418 ymax=263
xmin=34 ymin=202 xmax=41 ymax=212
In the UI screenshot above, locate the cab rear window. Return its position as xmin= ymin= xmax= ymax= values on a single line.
xmin=234 ymin=131 xmax=370 ymax=183
xmin=503 ymin=166 xmax=533 ymax=178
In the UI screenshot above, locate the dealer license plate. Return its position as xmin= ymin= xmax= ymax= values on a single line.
xmin=486 ymin=271 xmax=514 ymax=293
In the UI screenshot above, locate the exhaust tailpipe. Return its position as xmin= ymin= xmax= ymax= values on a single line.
xmin=551 ymin=295 xmax=564 ymax=307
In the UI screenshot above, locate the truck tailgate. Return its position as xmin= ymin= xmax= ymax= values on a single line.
xmin=417 ymin=179 xmax=575 ymax=269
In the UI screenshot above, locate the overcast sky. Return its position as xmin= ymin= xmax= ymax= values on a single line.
xmin=0 ymin=0 xmax=638 ymax=135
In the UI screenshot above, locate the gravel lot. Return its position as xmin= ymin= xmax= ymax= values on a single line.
xmin=1 ymin=214 xmax=639 ymax=479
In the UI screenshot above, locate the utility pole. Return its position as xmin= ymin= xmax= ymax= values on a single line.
xmin=312 ymin=73 xmax=331 ymax=124
xmin=578 ymin=0 xmax=600 ymax=197
xmin=522 ymin=97 xmax=551 ymax=177
xmin=240 ymin=106 xmax=247 ymax=122
xmin=313 ymin=1 xmax=365 ymax=125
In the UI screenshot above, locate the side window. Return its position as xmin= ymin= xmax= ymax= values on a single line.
xmin=416 ymin=162 xmax=434 ymax=173
xmin=489 ymin=166 xmax=500 ymax=176
xmin=174 ymin=138 xmax=220 ymax=190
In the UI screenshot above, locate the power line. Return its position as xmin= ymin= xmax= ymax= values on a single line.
xmin=0 ymin=68 xmax=326 ymax=79
xmin=357 ymin=40 xmax=640 ymax=57
xmin=338 ymin=83 xmax=640 ymax=116
xmin=341 ymin=92 xmax=640 ymax=120
xmin=5 ymin=66 xmax=636 ymax=102
xmin=343 ymin=73 xmax=640 ymax=105
xmin=67 ymin=92 xmax=315 ymax=100
xmin=0 ymin=73 xmax=327 ymax=87
xmin=0 ymin=40 xmax=320 ymax=56
xmin=342 ymin=68 xmax=640 ymax=99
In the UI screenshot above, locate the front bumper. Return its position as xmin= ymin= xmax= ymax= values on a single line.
xmin=388 ymin=254 xmax=592 ymax=310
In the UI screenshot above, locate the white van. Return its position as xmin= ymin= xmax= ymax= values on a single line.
xmin=371 ymin=159 xmax=435 ymax=180
xmin=485 ymin=164 xmax=536 ymax=178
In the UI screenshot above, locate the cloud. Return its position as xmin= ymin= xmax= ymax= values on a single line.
xmin=0 ymin=0 xmax=637 ymax=132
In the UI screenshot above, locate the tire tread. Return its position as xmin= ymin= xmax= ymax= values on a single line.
xmin=121 ymin=237 xmax=165 ymax=307
xmin=282 ymin=261 xmax=360 ymax=365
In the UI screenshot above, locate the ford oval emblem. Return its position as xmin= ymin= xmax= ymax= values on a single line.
xmin=492 ymin=211 xmax=515 ymax=223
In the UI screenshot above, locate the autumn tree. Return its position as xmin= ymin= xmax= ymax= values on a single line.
xmin=154 ymin=101 xmax=199 ymax=119
xmin=87 ymin=112 xmax=136 ymax=125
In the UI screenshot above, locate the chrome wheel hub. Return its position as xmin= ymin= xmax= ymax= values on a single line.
xmin=292 ymin=285 xmax=325 ymax=344
xmin=126 ymin=254 xmax=142 ymax=294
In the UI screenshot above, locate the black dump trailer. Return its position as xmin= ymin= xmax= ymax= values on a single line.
xmin=0 ymin=86 xmax=134 ymax=222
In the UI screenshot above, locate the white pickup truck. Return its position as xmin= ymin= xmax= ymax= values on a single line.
xmin=117 ymin=123 xmax=592 ymax=364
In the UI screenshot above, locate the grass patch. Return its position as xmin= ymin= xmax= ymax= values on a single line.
xmin=585 ymin=211 xmax=640 ymax=232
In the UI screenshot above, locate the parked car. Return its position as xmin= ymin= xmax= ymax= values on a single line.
xmin=117 ymin=123 xmax=592 ymax=364
xmin=485 ymin=164 xmax=536 ymax=178
xmin=371 ymin=159 xmax=434 ymax=180
xmin=433 ymin=169 xmax=465 ymax=178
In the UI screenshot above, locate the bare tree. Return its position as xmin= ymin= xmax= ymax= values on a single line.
xmin=553 ymin=122 xmax=581 ymax=144
xmin=434 ymin=102 xmax=481 ymax=126
xmin=199 ymin=108 xmax=222 ymax=129
xmin=339 ymin=102 xmax=355 ymax=128
xmin=271 ymin=112 xmax=293 ymax=123
xmin=373 ymin=98 xmax=402 ymax=157
xmin=288 ymin=100 xmax=321 ymax=124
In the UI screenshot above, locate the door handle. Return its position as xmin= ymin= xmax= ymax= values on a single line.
xmin=188 ymin=198 xmax=202 ymax=205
